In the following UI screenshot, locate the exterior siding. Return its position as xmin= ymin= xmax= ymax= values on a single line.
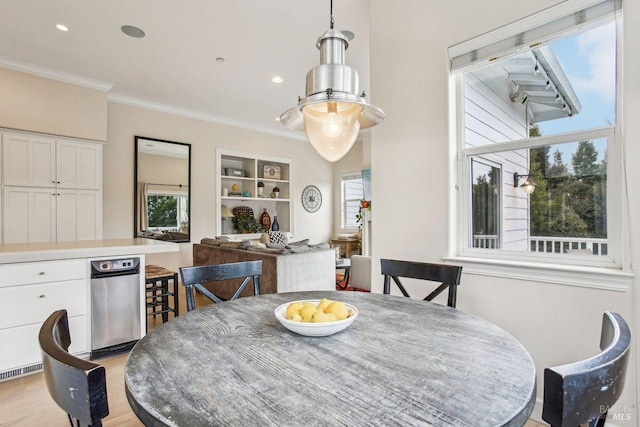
xmin=465 ymin=70 xmax=530 ymax=251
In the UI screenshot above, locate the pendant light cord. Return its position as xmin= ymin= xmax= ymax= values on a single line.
xmin=329 ymin=0 xmax=334 ymax=29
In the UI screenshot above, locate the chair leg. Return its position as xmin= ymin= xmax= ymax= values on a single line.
xmin=253 ymin=276 xmax=261 ymax=295
xmin=448 ymin=285 xmax=457 ymax=308
xmin=161 ymin=278 xmax=169 ymax=323
xmin=185 ymin=284 xmax=196 ymax=312
xmin=383 ymin=276 xmax=391 ymax=294
xmin=590 ymin=411 xmax=608 ymax=427
xmin=173 ymin=273 xmax=179 ymax=317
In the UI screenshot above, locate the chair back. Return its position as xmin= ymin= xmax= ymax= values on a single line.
xmin=180 ymin=260 xmax=263 ymax=311
xmin=380 ymin=259 xmax=462 ymax=307
xmin=542 ymin=311 xmax=631 ymax=427
xmin=39 ymin=310 xmax=109 ymax=427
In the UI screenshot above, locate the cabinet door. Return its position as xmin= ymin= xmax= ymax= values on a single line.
xmin=3 ymin=187 xmax=56 ymax=243
xmin=56 ymin=141 xmax=102 ymax=190
xmin=57 ymin=190 xmax=102 ymax=241
xmin=0 ymin=279 xmax=87 ymax=330
xmin=2 ymin=134 xmax=56 ymax=187
xmin=0 ymin=315 xmax=87 ymax=372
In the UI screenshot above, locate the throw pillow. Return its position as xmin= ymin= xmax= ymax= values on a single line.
xmin=287 ymin=238 xmax=309 ymax=247
xmin=267 ymin=231 xmax=288 ymax=249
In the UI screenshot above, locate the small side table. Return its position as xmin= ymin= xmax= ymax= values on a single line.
xmin=145 ymin=265 xmax=179 ymax=328
xmin=331 ymin=238 xmax=361 ymax=259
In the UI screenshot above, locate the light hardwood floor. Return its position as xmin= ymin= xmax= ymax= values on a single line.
xmin=0 ymin=284 xmax=546 ymax=426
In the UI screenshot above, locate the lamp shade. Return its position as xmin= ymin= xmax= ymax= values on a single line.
xmin=520 ymin=176 xmax=537 ymax=194
xmin=280 ymin=24 xmax=384 ymax=162
xmin=221 ymin=204 xmax=234 ymax=218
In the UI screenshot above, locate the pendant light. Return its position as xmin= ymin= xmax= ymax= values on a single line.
xmin=280 ymin=0 xmax=385 ymax=162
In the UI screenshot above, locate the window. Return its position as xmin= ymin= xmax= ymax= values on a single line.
xmin=147 ymin=190 xmax=189 ymax=231
xmin=450 ymin=0 xmax=621 ymax=267
xmin=341 ymin=172 xmax=363 ymax=229
xmin=471 ymin=159 xmax=501 ymax=249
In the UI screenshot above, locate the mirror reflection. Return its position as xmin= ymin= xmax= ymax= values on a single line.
xmin=134 ymin=136 xmax=191 ymax=242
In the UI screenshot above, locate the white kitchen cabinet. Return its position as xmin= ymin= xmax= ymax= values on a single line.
xmin=1 ymin=130 xmax=103 ymax=244
xmin=3 ymin=187 xmax=102 ymax=243
xmin=0 ymin=259 xmax=88 ymax=375
xmin=56 ymin=141 xmax=102 ymax=190
xmin=57 ymin=189 xmax=102 ymax=241
xmin=3 ymin=133 xmax=101 ymax=190
xmin=3 ymin=186 xmax=57 ymax=243
xmin=2 ymin=133 xmax=56 ymax=188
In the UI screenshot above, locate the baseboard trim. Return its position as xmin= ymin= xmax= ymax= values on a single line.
xmin=0 ymin=362 xmax=42 ymax=382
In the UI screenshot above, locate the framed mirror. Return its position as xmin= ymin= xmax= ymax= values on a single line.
xmin=134 ymin=136 xmax=191 ymax=242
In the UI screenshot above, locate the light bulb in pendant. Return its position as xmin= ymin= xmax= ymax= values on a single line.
xmin=322 ymin=103 xmax=343 ymax=137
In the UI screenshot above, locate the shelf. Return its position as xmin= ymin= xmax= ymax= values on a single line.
xmin=221 ymin=176 xmax=254 ymax=181
xmin=221 ymin=196 xmax=290 ymax=202
xmin=217 ymin=149 xmax=293 ymax=237
xmin=258 ymin=178 xmax=289 ymax=184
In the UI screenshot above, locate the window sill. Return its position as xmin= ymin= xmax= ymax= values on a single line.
xmin=442 ymin=256 xmax=634 ymax=292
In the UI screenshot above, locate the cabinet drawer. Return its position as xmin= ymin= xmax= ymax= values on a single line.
xmin=0 ymin=279 xmax=87 ymax=329
xmin=0 ymin=259 xmax=86 ymax=288
xmin=0 ymin=315 xmax=88 ymax=373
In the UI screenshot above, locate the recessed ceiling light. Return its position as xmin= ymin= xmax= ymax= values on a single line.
xmin=121 ymin=25 xmax=145 ymax=38
xmin=275 ymin=117 xmax=281 ymax=122
xmin=216 ymin=57 xmax=225 ymax=63
xmin=272 ymin=76 xmax=284 ymax=84
xmin=55 ymin=24 xmax=69 ymax=32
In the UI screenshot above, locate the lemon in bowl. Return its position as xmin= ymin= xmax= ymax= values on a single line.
xmin=274 ymin=299 xmax=358 ymax=337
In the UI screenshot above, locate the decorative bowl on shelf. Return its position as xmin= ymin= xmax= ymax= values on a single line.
xmin=274 ymin=299 xmax=358 ymax=337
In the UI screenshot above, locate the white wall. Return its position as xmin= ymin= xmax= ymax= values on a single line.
xmin=369 ymin=0 xmax=638 ymax=422
xmin=104 ymin=102 xmax=334 ymax=271
xmin=332 ymin=137 xmax=370 ymax=237
xmin=0 ymin=67 xmax=107 ymax=141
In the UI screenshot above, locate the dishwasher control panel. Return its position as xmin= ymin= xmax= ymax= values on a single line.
xmin=91 ymin=258 xmax=140 ymax=276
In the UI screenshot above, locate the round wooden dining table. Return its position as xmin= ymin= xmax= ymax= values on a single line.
xmin=125 ymin=291 xmax=536 ymax=427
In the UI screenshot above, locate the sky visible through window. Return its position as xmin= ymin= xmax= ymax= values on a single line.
xmin=537 ymin=22 xmax=615 ymax=166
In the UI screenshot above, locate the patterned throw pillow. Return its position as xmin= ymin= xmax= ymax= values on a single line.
xmin=267 ymin=231 xmax=287 ymax=248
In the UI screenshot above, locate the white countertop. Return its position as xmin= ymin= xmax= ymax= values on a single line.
xmin=0 ymin=238 xmax=179 ymax=264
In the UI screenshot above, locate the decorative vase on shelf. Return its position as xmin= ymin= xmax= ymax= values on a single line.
xmin=260 ymin=209 xmax=271 ymax=231
xmin=271 ymin=215 xmax=280 ymax=231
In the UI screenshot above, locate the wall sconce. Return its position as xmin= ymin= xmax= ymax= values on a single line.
xmin=513 ymin=172 xmax=537 ymax=194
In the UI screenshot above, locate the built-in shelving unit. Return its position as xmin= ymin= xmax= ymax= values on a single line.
xmin=216 ymin=149 xmax=293 ymax=239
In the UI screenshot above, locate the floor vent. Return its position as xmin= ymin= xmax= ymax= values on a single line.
xmin=0 ymin=363 xmax=43 ymax=381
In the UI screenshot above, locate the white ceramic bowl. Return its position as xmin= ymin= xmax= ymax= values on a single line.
xmin=274 ymin=299 xmax=358 ymax=337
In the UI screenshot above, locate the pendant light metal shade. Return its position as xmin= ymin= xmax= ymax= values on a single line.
xmin=281 ymin=20 xmax=384 ymax=162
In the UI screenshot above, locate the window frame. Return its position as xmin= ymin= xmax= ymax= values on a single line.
xmin=341 ymin=172 xmax=363 ymax=231
xmin=146 ymin=189 xmax=189 ymax=231
xmin=458 ymin=126 xmax=620 ymax=268
xmin=450 ymin=0 xmax=625 ymax=272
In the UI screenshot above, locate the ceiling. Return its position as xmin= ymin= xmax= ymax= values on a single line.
xmin=0 ymin=0 xmax=372 ymax=139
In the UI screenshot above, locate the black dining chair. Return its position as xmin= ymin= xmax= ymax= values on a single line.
xmin=542 ymin=311 xmax=631 ymax=427
xmin=380 ymin=259 xmax=462 ymax=307
xmin=39 ymin=309 xmax=109 ymax=427
xmin=179 ymin=260 xmax=263 ymax=311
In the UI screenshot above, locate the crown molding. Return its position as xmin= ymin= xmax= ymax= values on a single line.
xmin=107 ymin=94 xmax=307 ymax=141
xmin=0 ymin=56 xmax=307 ymax=141
xmin=0 ymin=56 xmax=113 ymax=92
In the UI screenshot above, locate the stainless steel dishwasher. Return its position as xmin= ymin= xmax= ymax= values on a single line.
xmin=90 ymin=257 xmax=142 ymax=359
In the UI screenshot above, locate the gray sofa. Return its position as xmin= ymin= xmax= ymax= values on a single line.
xmin=193 ymin=240 xmax=335 ymax=299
